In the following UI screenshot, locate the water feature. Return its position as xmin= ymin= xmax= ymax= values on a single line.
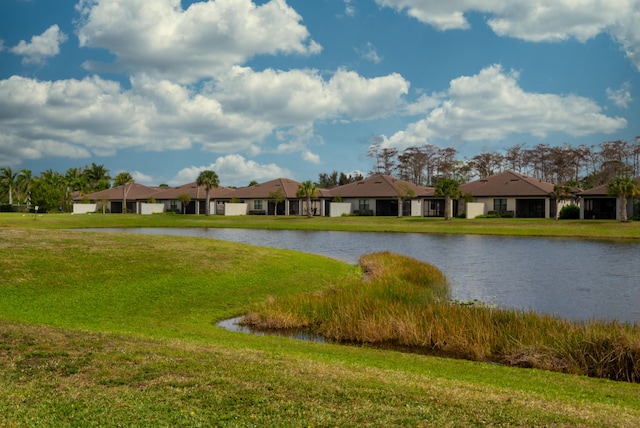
xmin=84 ymin=228 xmax=640 ymax=324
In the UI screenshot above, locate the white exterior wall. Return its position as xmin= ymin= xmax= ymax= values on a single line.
xmin=410 ymin=200 xmax=422 ymax=216
xmin=330 ymin=202 xmax=352 ymax=217
xmin=73 ymin=204 xmax=97 ymax=214
xmin=465 ymin=202 xmax=485 ymax=219
xmin=140 ymin=203 xmax=165 ymax=215
xmin=473 ymin=197 xmax=492 ymax=215
xmin=225 ymin=203 xmax=248 ymax=216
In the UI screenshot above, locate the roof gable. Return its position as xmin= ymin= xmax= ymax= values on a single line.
xmin=78 ymin=183 xmax=162 ymax=201
xmin=460 ymin=171 xmax=554 ymax=197
xmin=331 ymin=175 xmax=434 ymax=198
xmin=158 ymin=182 xmax=234 ymax=200
xmin=579 ymin=176 xmax=640 ymax=196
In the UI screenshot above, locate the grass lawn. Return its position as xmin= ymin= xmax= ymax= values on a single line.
xmin=1 ymin=213 xmax=639 ymax=426
xmin=2 ymin=211 xmax=640 ymax=239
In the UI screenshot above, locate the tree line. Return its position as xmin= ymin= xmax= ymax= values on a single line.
xmin=0 ymin=163 xmax=134 ymax=213
xmin=364 ymin=138 xmax=640 ymax=188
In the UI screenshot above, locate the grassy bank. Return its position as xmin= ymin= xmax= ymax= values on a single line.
xmin=1 ymin=211 xmax=640 ymax=239
xmin=245 ymin=252 xmax=640 ymax=383
xmin=1 ymin=222 xmax=640 ymax=425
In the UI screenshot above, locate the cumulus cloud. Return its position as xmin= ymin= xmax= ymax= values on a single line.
xmin=376 ymin=64 xmax=627 ymax=150
xmin=0 ymin=75 xmax=273 ymax=162
xmin=172 ymin=154 xmax=291 ymax=187
xmin=0 ymin=63 xmax=409 ymax=166
xmin=215 ymin=67 xmax=409 ymax=125
xmin=10 ymin=24 xmax=67 ymax=65
xmin=75 ymin=0 xmax=321 ymax=83
xmin=375 ymin=0 xmax=640 ymax=70
xmin=607 ymin=82 xmax=633 ymax=108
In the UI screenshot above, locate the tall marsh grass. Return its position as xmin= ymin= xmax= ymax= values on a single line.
xmin=244 ymin=252 xmax=640 ymax=382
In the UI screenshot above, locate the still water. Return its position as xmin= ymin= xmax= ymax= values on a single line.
xmin=88 ymin=228 xmax=640 ymax=324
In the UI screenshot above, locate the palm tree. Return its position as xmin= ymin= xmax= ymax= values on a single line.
xmin=297 ymin=180 xmax=318 ymax=218
xmin=0 ymin=167 xmax=18 ymax=205
xmin=115 ymin=173 xmax=134 ymax=214
xmin=607 ymin=176 xmax=639 ymax=222
xmin=84 ymin=163 xmax=111 ymax=191
xmin=114 ymin=171 xmax=134 ymax=187
xmin=16 ymin=169 xmax=33 ymax=206
xmin=196 ymin=170 xmax=219 ymax=216
xmin=435 ymin=178 xmax=461 ymax=220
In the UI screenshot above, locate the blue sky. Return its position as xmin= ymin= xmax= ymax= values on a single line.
xmin=1 ymin=0 xmax=638 ymax=187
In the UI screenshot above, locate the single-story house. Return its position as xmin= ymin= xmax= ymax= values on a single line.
xmin=459 ymin=171 xmax=568 ymax=218
xmin=155 ymin=182 xmax=235 ymax=215
xmin=230 ymin=178 xmax=332 ymax=216
xmin=579 ymin=177 xmax=640 ymax=220
xmin=329 ymin=175 xmax=435 ymax=217
xmin=73 ymin=182 xmax=164 ymax=214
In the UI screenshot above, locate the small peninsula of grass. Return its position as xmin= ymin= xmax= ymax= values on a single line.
xmin=245 ymin=252 xmax=640 ymax=383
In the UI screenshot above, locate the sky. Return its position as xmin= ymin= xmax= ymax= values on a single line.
xmin=1 ymin=0 xmax=639 ymax=187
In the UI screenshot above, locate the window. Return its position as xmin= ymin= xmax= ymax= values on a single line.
xmin=359 ymin=199 xmax=370 ymax=211
xmin=254 ymin=200 xmax=263 ymax=210
xmin=493 ymin=198 xmax=507 ymax=213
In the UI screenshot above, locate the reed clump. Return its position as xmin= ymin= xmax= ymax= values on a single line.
xmin=243 ymin=251 xmax=640 ymax=382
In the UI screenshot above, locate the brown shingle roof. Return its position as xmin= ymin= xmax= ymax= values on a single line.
xmin=77 ymin=183 xmax=162 ymax=201
xmin=231 ymin=178 xmax=332 ymax=199
xmin=579 ymin=177 xmax=640 ymax=196
xmin=330 ymin=175 xmax=434 ymax=198
xmin=460 ymin=171 xmax=554 ymax=197
xmin=158 ymin=182 xmax=235 ymax=200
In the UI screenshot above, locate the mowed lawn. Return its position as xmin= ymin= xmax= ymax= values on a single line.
xmin=1 ymin=213 xmax=639 ymax=426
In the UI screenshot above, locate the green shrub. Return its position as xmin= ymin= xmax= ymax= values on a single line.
xmin=559 ymin=204 xmax=580 ymax=220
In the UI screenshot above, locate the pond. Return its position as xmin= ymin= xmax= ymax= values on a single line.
xmin=87 ymin=228 xmax=640 ymax=324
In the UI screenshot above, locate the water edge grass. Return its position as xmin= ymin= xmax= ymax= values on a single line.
xmin=244 ymin=252 xmax=640 ymax=383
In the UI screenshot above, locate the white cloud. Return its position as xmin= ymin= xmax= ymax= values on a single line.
xmin=130 ymin=170 xmax=155 ymax=185
xmin=343 ymin=0 xmax=356 ymax=17
xmin=10 ymin=24 xmax=67 ymax=65
xmin=357 ymin=42 xmax=382 ymax=64
xmin=172 ymin=154 xmax=291 ymax=187
xmin=0 ymin=64 xmax=409 ymax=167
xmin=607 ymin=82 xmax=633 ymax=108
xmin=0 ymin=75 xmax=272 ymax=161
xmin=76 ymin=0 xmax=321 ymax=83
xmin=377 ymin=64 xmax=627 ymax=150
xmin=375 ymin=0 xmax=640 ymax=70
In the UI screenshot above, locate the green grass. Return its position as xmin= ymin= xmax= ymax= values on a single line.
xmin=1 ymin=217 xmax=640 ymax=426
xmin=2 ymin=211 xmax=640 ymax=239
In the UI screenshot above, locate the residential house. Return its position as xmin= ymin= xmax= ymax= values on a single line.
xmin=459 ymin=171 xmax=564 ymax=218
xmin=156 ymin=182 xmax=235 ymax=215
xmin=74 ymin=182 xmax=163 ymax=214
xmin=231 ymin=178 xmax=332 ymax=216
xmin=579 ymin=177 xmax=640 ymax=220
xmin=329 ymin=175 xmax=435 ymax=217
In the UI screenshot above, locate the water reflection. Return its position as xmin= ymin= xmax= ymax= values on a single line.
xmin=84 ymin=228 xmax=640 ymax=324
xmin=216 ymin=316 xmax=327 ymax=343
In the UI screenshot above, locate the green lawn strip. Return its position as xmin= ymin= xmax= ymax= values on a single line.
xmin=1 ymin=212 xmax=640 ymax=239
xmin=1 ymin=322 xmax=638 ymax=427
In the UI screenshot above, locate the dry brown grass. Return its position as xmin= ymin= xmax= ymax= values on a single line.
xmin=245 ymin=251 xmax=640 ymax=382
